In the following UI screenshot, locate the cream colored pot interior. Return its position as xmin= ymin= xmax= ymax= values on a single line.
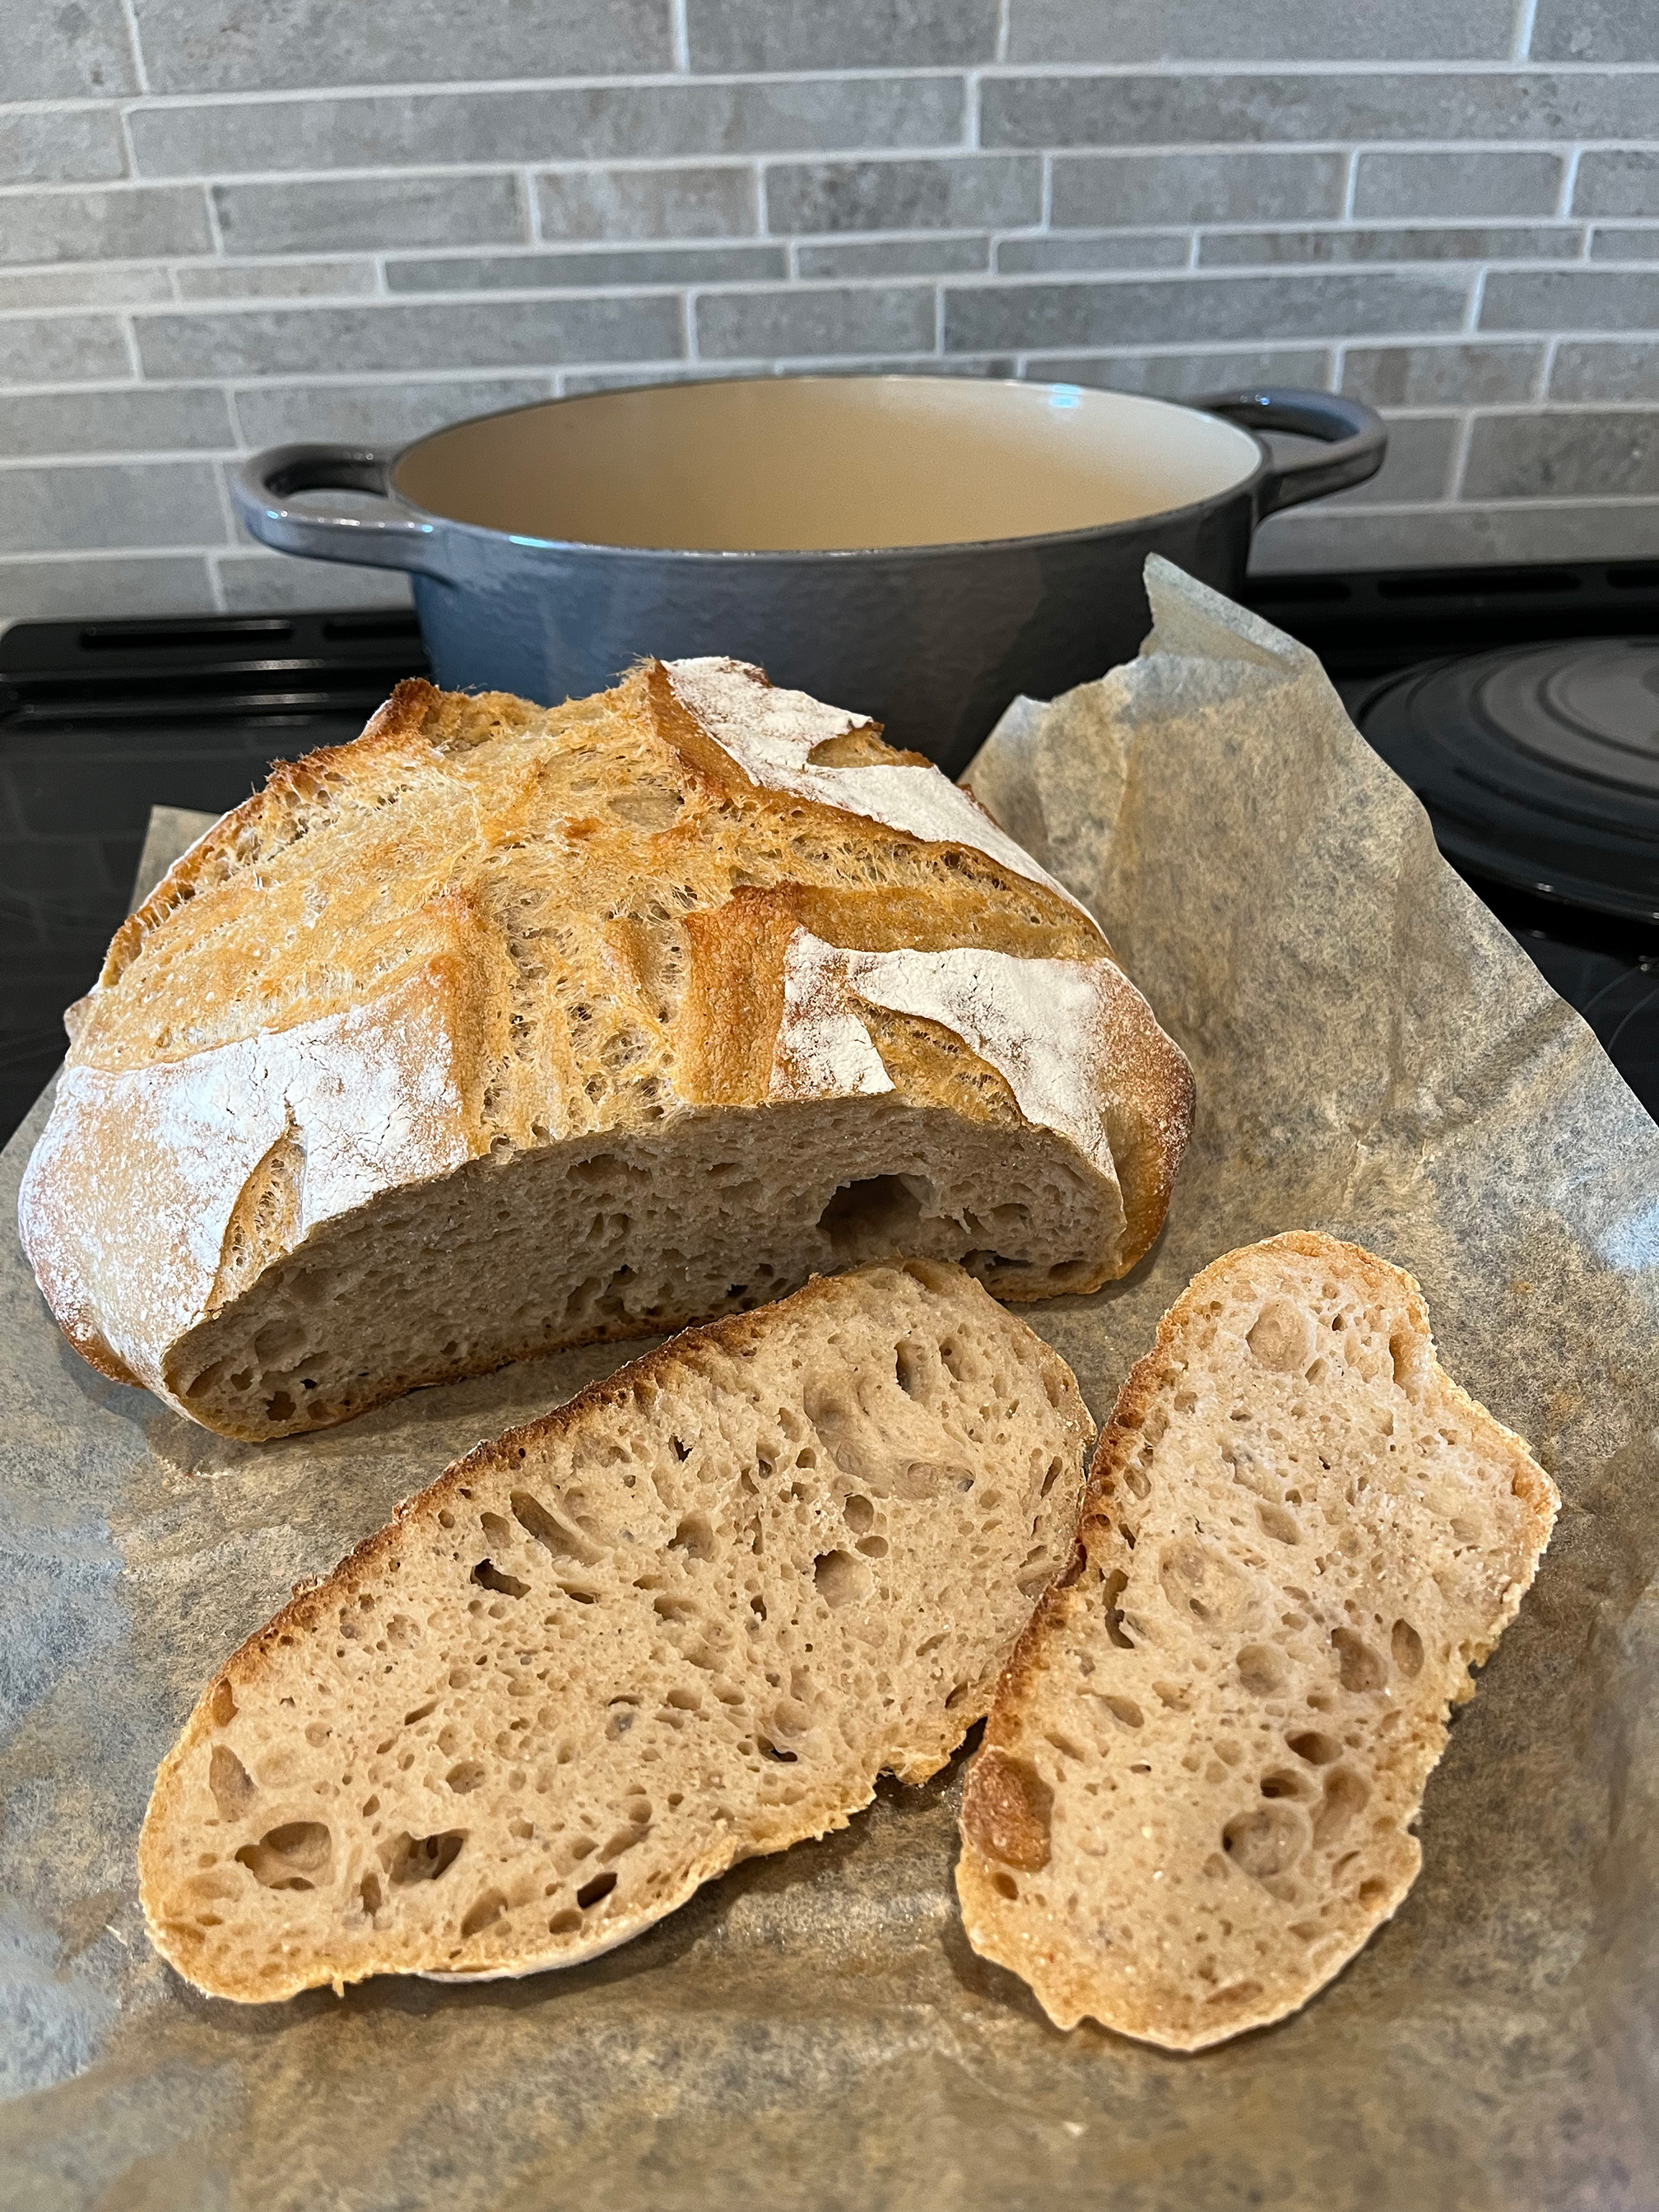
xmin=392 ymin=375 xmax=1263 ymax=554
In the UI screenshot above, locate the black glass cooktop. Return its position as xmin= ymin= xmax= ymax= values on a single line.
xmin=3 ymin=561 xmax=1657 ymax=1146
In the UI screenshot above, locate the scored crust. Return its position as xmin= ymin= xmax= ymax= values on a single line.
xmin=956 ymin=1231 xmax=1559 ymax=2051
xmin=19 ymin=660 xmax=1192 ymax=1438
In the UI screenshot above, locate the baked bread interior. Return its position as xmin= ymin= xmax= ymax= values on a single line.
xmin=138 ymin=1259 xmax=1092 ymax=2002
xmin=956 ymin=1231 xmax=1559 ymax=2050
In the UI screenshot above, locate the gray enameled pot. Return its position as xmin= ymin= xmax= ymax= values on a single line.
xmin=234 ymin=375 xmax=1383 ymax=777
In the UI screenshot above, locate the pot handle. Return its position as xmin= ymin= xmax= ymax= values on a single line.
xmin=1191 ymin=388 xmax=1387 ymax=518
xmin=232 ymin=444 xmax=448 ymax=574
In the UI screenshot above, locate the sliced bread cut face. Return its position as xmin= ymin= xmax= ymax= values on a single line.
xmin=139 ymin=1260 xmax=1092 ymax=2003
xmin=20 ymin=659 xmax=1192 ymax=1442
xmin=956 ymin=1231 xmax=1559 ymax=2052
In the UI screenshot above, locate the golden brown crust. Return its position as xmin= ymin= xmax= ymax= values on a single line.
xmin=24 ymin=658 xmax=1194 ymax=1436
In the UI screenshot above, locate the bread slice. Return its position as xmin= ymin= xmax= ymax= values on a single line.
xmin=139 ymin=1259 xmax=1092 ymax=2002
xmin=956 ymin=1231 xmax=1558 ymax=2052
xmin=20 ymin=658 xmax=1192 ymax=1442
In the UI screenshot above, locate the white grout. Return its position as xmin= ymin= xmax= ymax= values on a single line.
xmin=4 ymin=58 xmax=1659 ymax=599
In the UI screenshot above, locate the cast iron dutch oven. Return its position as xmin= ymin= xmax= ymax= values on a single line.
xmin=235 ymin=375 xmax=1383 ymax=775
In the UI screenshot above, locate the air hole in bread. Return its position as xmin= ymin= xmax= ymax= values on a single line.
xmin=1391 ymin=1619 xmax=1424 ymax=1677
xmin=446 ymin=1762 xmax=486 ymax=1795
xmin=1235 ymin=1645 xmax=1285 ymax=1696
xmin=1286 ymin=1729 xmax=1340 ymax=1766
xmin=818 ymin=1174 xmax=927 ymax=1263
xmin=383 ymin=1829 xmax=465 ymax=1885
xmin=1312 ymin=1768 xmax=1369 ymax=1847
xmin=1331 ymin=1627 xmax=1386 ymax=1694
xmin=1102 ymin=1568 xmax=1135 ymax=1648
xmin=472 ymin=1559 xmax=529 ymax=1599
xmin=1101 ymin=1695 xmax=1143 ymax=1731
xmin=235 ymin=1820 xmax=331 ymax=1891
xmin=670 ymin=1513 xmax=714 ymax=1560
xmin=460 ymin=1888 xmax=509 ymax=1939
xmin=208 ymin=1745 xmax=256 ymax=1822
xmin=510 ymin=1489 xmax=601 ymax=1564
xmin=813 ymin=1550 xmax=871 ymax=1609
xmin=1258 ymin=1769 xmax=1308 ymax=1801
xmin=576 ymin=1870 xmax=617 ymax=1909
xmin=1220 ymin=1805 xmax=1304 ymax=1882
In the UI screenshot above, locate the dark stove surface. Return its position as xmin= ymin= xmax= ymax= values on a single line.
xmin=2 ymin=561 xmax=1657 ymax=1147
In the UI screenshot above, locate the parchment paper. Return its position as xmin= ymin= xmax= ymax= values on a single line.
xmin=4 ymin=558 xmax=1657 ymax=2211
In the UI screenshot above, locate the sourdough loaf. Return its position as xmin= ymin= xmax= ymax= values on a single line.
xmin=19 ymin=658 xmax=1192 ymax=1441
xmin=138 ymin=1258 xmax=1092 ymax=2001
xmin=955 ymin=1232 xmax=1558 ymax=2051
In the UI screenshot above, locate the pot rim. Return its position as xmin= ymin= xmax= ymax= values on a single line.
xmin=384 ymin=370 xmax=1273 ymax=565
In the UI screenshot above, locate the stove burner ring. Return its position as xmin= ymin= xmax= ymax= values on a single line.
xmin=1477 ymin=639 xmax=1659 ymax=794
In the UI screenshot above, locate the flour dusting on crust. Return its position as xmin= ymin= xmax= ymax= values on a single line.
xmin=666 ymin=658 xmax=1095 ymax=920
xmin=769 ymin=929 xmax=1132 ymax=1187
xmin=19 ymin=968 xmax=476 ymax=1403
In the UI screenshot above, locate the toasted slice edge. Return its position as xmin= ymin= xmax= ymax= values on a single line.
xmin=139 ymin=1258 xmax=1093 ymax=2001
xmin=955 ymin=1231 xmax=1559 ymax=2051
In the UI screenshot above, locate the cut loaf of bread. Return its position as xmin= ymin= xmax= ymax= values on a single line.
xmin=139 ymin=1259 xmax=1092 ymax=2002
xmin=19 ymin=658 xmax=1192 ymax=1441
xmin=956 ymin=1231 xmax=1558 ymax=2051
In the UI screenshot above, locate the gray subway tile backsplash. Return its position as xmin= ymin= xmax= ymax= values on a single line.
xmin=173 ymin=262 xmax=381 ymax=300
xmin=134 ymin=297 xmax=686 ymax=380
xmin=1591 ymin=229 xmax=1659 ymax=262
xmin=1573 ymin=151 xmax=1659 ymax=217
xmin=1007 ymin=0 xmax=1517 ymax=63
xmin=981 ymin=72 xmax=1659 ymax=150
xmin=3 ymin=17 xmax=1657 ymax=620
xmin=944 ymin=272 xmax=1471 ymax=354
xmin=796 ymin=237 xmax=990 ymax=277
xmin=995 ymin=235 xmax=1191 ymax=274
xmin=1529 ymin=0 xmax=1659 ymax=65
xmin=0 ymin=554 xmax=217 ymax=620
xmin=1480 ymin=268 xmax=1659 ymax=332
xmin=0 ymin=188 xmax=212 ymax=267
xmin=1024 ymin=346 xmax=1333 ymax=397
xmin=695 ymin=285 xmax=937 ymax=359
xmin=1352 ymin=151 xmax=1567 ymax=221
xmin=213 ymin=174 xmax=527 ymax=256
xmin=1340 ymin=342 xmax=1545 ymax=407
xmin=537 ymin=167 xmax=760 ymax=243
xmin=1050 ymin=151 xmax=1347 ymax=229
xmin=231 ymin=378 xmax=555 ymax=449
xmin=128 ymin=78 xmax=966 ymax=179
xmin=0 ymin=462 xmax=227 ymax=553
xmin=0 ymin=108 xmax=128 ymax=187
xmin=685 ymin=0 xmax=998 ymax=72
xmin=0 ymin=388 xmax=236 ymax=459
xmin=128 ymin=0 xmax=674 ymax=93
xmin=1197 ymin=226 xmax=1582 ymax=268
xmin=12 ymin=0 xmax=137 ymax=98
xmin=386 ymin=246 xmax=788 ymax=292
xmin=0 ymin=317 xmax=133 ymax=388
xmin=1462 ymin=409 xmax=1659 ymax=500
xmin=1548 ymin=340 xmax=1659 ymax=400
xmin=764 ymin=157 xmax=1042 ymax=235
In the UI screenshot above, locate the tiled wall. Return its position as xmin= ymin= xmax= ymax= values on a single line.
xmin=3 ymin=0 xmax=1659 ymax=620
